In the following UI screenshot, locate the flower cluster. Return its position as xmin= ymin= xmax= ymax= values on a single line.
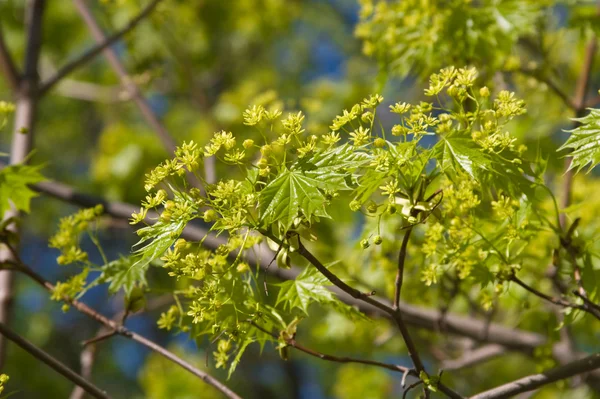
xmin=49 ymin=205 xmax=104 ymax=265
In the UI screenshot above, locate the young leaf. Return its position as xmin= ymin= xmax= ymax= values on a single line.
xmin=97 ymin=256 xmax=148 ymax=296
xmin=0 ymin=164 xmax=44 ymax=217
xmin=133 ymin=218 xmax=189 ymax=268
xmin=559 ymin=108 xmax=600 ymax=173
xmin=439 ymin=137 xmax=532 ymax=196
xmin=227 ymin=336 xmax=254 ymax=379
xmin=276 ymin=265 xmax=365 ymax=320
xmin=259 ymin=169 xmax=329 ymax=229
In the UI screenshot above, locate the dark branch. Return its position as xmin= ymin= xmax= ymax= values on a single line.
xmin=394 ymin=226 xmax=413 ymax=310
xmin=251 ymin=321 xmax=414 ymax=375
xmin=39 ymin=0 xmax=163 ymax=95
xmin=291 ymin=236 xmax=463 ymax=399
xmin=0 ymin=321 xmax=110 ymax=399
xmin=511 ymin=276 xmax=600 ymax=321
xmin=469 ymin=353 xmax=600 ymax=399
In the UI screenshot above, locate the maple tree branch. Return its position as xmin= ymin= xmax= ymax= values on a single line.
xmin=511 ymin=276 xmax=600 ymax=321
xmin=8 ymin=258 xmax=241 ymax=399
xmin=0 ymin=321 xmax=110 ymax=399
xmin=291 ymin=238 xmax=463 ymax=399
xmin=250 ymin=321 xmax=414 ymax=375
xmin=394 ymin=226 xmax=413 ymax=310
xmin=39 ymin=0 xmax=163 ymax=95
xmin=469 ymin=353 xmax=600 ymax=399
xmin=13 ymin=173 xmax=600 ymax=390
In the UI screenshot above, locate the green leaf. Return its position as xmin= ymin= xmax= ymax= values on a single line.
xmin=353 ymin=169 xmax=387 ymax=205
xmin=259 ymin=169 xmax=329 ymax=229
xmin=0 ymin=164 xmax=44 ymax=217
xmin=133 ymin=218 xmax=189 ymax=268
xmin=97 ymin=257 xmax=148 ymax=296
xmin=276 ymin=266 xmax=365 ymax=319
xmin=439 ymin=137 xmax=532 ymax=196
xmin=260 ymin=146 xmax=368 ymax=229
xmin=558 ymin=108 xmax=600 ymax=173
xmin=441 ymin=137 xmax=494 ymax=179
xmin=228 ymin=336 xmax=254 ymax=379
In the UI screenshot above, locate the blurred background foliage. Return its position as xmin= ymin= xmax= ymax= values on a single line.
xmin=0 ymin=0 xmax=599 ymax=398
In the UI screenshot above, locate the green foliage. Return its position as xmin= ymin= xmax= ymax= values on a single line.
xmin=356 ymin=0 xmax=551 ymax=78
xmin=97 ymin=256 xmax=147 ymax=296
xmin=9 ymin=0 xmax=600 ymax=396
xmin=276 ymin=264 xmax=365 ymax=319
xmin=559 ymin=108 xmax=600 ymax=173
xmin=0 ymin=164 xmax=44 ymax=217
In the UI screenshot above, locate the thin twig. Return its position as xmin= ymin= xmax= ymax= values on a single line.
xmin=0 ymin=22 xmax=20 ymax=91
xmin=403 ymin=380 xmax=423 ymax=399
xmin=72 ymin=0 xmax=177 ymax=154
xmin=251 ymin=321 xmax=414 ymax=375
xmin=573 ymin=291 xmax=600 ymax=313
xmin=39 ymin=0 xmax=163 ymax=95
xmin=469 ymin=353 xmax=600 ymax=399
xmin=394 ymin=226 xmax=413 ymax=310
xmin=69 ymin=343 xmax=97 ymax=399
xmin=0 ymin=321 xmax=110 ymax=399
xmin=511 ymin=276 xmax=600 ymax=321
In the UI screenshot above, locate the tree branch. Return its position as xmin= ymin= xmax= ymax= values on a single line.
xmin=511 ymin=276 xmax=600 ymax=321
xmin=394 ymin=226 xmax=413 ymax=310
xmin=469 ymin=353 xmax=600 ymax=399
xmin=0 ymin=22 xmax=20 ymax=92
xmin=0 ymin=0 xmax=46 ymax=369
xmin=291 ymin=237 xmax=463 ymax=399
xmin=441 ymin=344 xmax=505 ymax=371
xmin=250 ymin=321 xmax=414 ymax=375
xmin=10 ymin=259 xmax=242 ymax=399
xmin=69 ymin=294 xmax=172 ymax=399
xmin=0 ymin=321 xmax=110 ymax=399
xmin=39 ymin=0 xmax=163 ymax=95
xmin=72 ymin=0 xmax=175 ymax=153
